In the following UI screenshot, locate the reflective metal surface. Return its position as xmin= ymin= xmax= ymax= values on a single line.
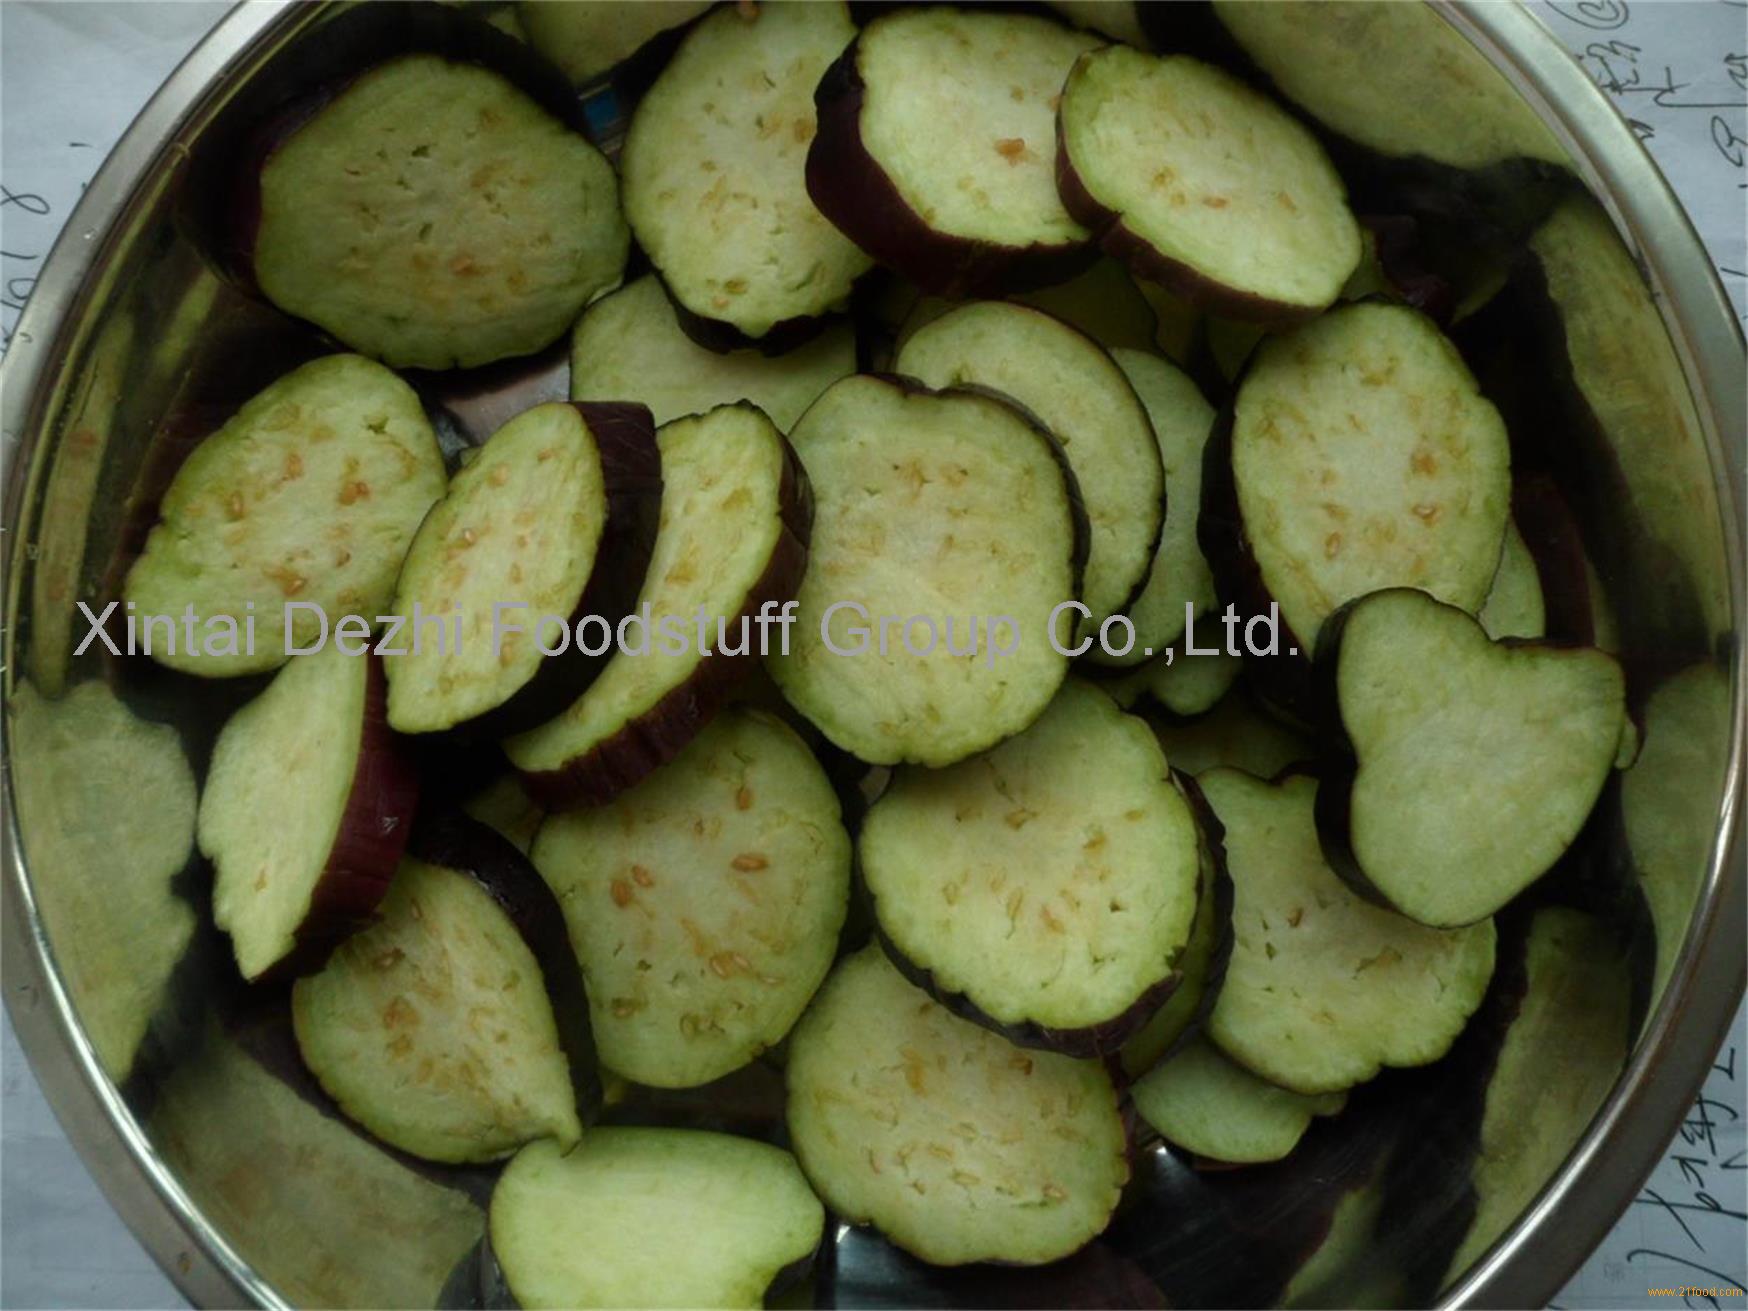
xmin=1 ymin=2 xmax=1742 ymax=1307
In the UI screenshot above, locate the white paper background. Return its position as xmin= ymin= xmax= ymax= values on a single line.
xmin=1 ymin=2 xmax=1743 ymax=1307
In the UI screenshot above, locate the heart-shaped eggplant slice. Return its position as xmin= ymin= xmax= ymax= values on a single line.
xmin=1315 ymin=587 xmax=1625 ymax=928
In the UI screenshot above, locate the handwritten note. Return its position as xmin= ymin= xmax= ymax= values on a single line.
xmin=1532 ymin=0 xmax=1748 ymax=323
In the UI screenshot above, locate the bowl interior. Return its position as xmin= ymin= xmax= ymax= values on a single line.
xmin=1 ymin=3 xmax=1739 ymax=1308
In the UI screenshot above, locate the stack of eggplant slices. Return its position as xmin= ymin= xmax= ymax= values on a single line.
xmin=112 ymin=1 xmax=1639 ymax=1303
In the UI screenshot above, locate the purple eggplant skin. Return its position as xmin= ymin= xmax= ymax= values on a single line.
xmin=514 ymin=420 xmax=815 ymax=810
xmin=433 ymin=402 xmax=664 ymax=743
xmin=874 ymin=770 xmax=1228 ymax=1064
xmin=405 ymin=810 xmax=603 ymax=1128
xmin=1054 ymin=112 xmax=1325 ymax=328
xmin=806 ymin=36 xmax=1097 ymax=300
xmin=1511 ymin=473 xmax=1600 ymax=648
xmin=878 ymin=929 xmax=1184 ymax=1061
xmin=1359 ymin=215 xmax=1457 ymax=325
xmin=1124 ymin=770 xmax=1237 ymax=1082
xmin=253 ymin=655 xmax=422 ymax=985
xmin=666 ymin=278 xmax=849 ymax=358
xmin=1194 ymin=404 xmax=1321 ymax=727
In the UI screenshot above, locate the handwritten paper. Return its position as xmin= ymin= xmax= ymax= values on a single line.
xmin=0 ymin=3 xmax=1743 ymax=1308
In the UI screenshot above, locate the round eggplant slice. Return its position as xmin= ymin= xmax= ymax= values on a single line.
xmin=808 ymin=8 xmax=1102 ymax=297
xmin=621 ymin=2 xmax=872 ymax=349
xmin=1316 ymin=589 xmax=1625 ymax=929
xmin=1201 ymin=768 xmax=1496 ymax=1095
xmin=1133 ymin=1035 xmax=1345 ymax=1166
xmin=200 ymin=647 xmax=418 ymax=981
xmin=505 ymin=402 xmax=810 ymax=808
xmin=530 ymin=707 xmax=851 ymax=1089
xmin=1477 ymin=519 xmax=1546 ymax=641
xmin=1086 ymin=348 xmax=1217 ymax=667
xmin=491 ymin=1130 xmax=824 ymax=1310
xmin=123 ymin=354 xmax=446 ymax=677
xmin=384 ymin=401 xmax=661 ymax=736
xmin=895 ymin=302 xmax=1161 ymax=635
xmin=859 ymin=680 xmax=1201 ymax=1055
xmin=249 ymin=54 xmax=627 ymax=370
xmin=7 ymin=681 xmax=198 ymax=1081
xmin=570 ymin=276 xmax=856 ymax=431
xmin=786 ymin=944 xmax=1129 ymax=1267
xmin=517 ymin=1 xmax=711 ymax=87
xmin=766 ymin=374 xmax=1083 ymax=767
xmin=1203 ymin=301 xmax=1512 ymax=668
xmin=291 ymin=822 xmax=593 ymax=1164
xmin=1056 ymin=47 xmax=1362 ymax=323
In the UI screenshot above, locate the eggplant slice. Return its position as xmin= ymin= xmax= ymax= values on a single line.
xmin=292 ymin=820 xmax=593 ymax=1164
xmin=385 ymin=402 xmax=661 ymax=736
xmin=1444 ymin=908 xmax=1631 ymax=1284
xmin=1087 ymin=348 xmax=1217 ymax=666
xmin=895 ymin=302 xmax=1161 ymax=634
xmin=1203 ymin=301 xmax=1512 ymax=663
xmin=767 ymin=374 xmax=1083 ymax=767
xmin=808 ymin=7 xmax=1102 ymax=297
xmin=1476 ymin=519 xmax=1546 ymax=641
xmin=859 ymin=680 xmax=1202 ymax=1055
xmin=250 ymin=54 xmax=627 ymax=370
xmin=571 ymin=275 xmax=856 ymax=430
xmin=1150 ymin=689 xmax=1314 ymax=781
xmin=506 ymin=403 xmax=810 ymax=807
xmin=492 ymin=1129 xmax=824 ymax=1310
xmin=1201 ymin=768 xmax=1496 ymax=1095
xmin=7 ymin=681 xmax=198 ymax=1081
xmin=1110 ymin=647 xmax=1243 ymax=721
xmin=124 ymin=354 xmax=446 ymax=677
xmin=1056 ymin=47 xmax=1362 ymax=322
xmin=621 ymin=1 xmax=872 ymax=349
xmin=517 ymin=1 xmax=711 ymax=87
xmin=1316 ymin=589 xmax=1625 ymax=928
xmin=530 ymin=707 xmax=851 ymax=1089
xmin=786 ymin=944 xmax=1129 ymax=1267
xmin=200 ymin=648 xmax=418 ymax=981
xmin=1133 ymin=1035 xmax=1345 ymax=1166
xmin=1208 ymin=0 xmax=1566 ymax=172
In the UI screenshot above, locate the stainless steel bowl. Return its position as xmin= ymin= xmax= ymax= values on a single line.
xmin=3 ymin=3 xmax=1743 ymax=1307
